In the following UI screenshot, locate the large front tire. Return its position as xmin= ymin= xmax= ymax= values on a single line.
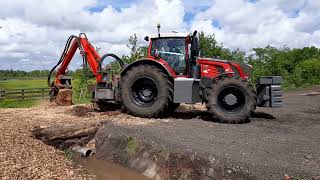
xmin=120 ymin=65 xmax=173 ymax=118
xmin=206 ymin=77 xmax=257 ymax=123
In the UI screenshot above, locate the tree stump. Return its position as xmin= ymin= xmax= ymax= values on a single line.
xmin=55 ymin=89 xmax=73 ymax=106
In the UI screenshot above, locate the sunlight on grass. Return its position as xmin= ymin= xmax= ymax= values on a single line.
xmin=0 ymin=100 xmax=38 ymax=108
xmin=0 ymin=79 xmax=47 ymax=90
xmin=0 ymin=78 xmax=93 ymax=108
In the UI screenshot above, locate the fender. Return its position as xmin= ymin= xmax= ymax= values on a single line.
xmin=200 ymin=72 xmax=235 ymax=90
xmin=199 ymin=72 xmax=234 ymax=103
xmin=120 ymin=58 xmax=176 ymax=80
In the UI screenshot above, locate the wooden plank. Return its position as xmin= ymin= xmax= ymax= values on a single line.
xmin=4 ymin=96 xmax=50 ymax=100
xmin=1 ymin=88 xmax=51 ymax=101
xmin=17 ymin=90 xmax=50 ymax=93
xmin=42 ymin=88 xmax=45 ymax=99
xmin=5 ymin=93 xmax=49 ymax=97
xmin=3 ymin=88 xmax=51 ymax=91
xmin=6 ymin=90 xmax=49 ymax=93
xmin=21 ymin=89 xmax=24 ymax=100
xmin=5 ymin=91 xmax=22 ymax=94
xmin=0 ymin=90 xmax=4 ymax=100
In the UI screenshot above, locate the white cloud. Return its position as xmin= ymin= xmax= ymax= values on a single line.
xmin=0 ymin=0 xmax=186 ymax=71
xmin=0 ymin=0 xmax=319 ymax=71
xmin=191 ymin=0 xmax=320 ymax=50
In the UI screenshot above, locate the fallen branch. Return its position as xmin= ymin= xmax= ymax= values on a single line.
xmin=300 ymin=91 xmax=320 ymax=96
xmin=32 ymin=123 xmax=98 ymax=148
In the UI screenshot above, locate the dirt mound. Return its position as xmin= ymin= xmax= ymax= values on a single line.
xmin=66 ymin=105 xmax=93 ymax=117
xmin=95 ymin=123 xmax=254 ymax=180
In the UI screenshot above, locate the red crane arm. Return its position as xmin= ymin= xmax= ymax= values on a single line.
xmin=54 ymin=35 xmax=103 ymax=87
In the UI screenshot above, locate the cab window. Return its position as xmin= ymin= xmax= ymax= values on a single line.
xmin=151 ymin=38 xmax=186 ymax=75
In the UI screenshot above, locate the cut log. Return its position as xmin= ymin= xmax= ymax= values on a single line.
xmin=55 ymin=89 xmax=73 ymax=106
xmin=32 ymin=123 xmax=98 ymax=145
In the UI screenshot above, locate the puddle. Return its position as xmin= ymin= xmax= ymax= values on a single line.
xmin=77 ymin=156 xmax=151 ymax=180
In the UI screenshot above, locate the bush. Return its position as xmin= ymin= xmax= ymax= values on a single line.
xmin=284 ymin=58 xmax=320 ymax=88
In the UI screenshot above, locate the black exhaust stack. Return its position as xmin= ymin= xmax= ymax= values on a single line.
xmin=157 ymin=23 xmax=161 ymax=38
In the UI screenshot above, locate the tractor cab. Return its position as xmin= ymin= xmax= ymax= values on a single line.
xmin=145 ymin=30 xmax=199 ymax=78
xmin=148 ymin=33 xmax=189 ymax=75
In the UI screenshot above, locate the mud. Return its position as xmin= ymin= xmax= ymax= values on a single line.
xmin=75 ymin=156 xmax=151 ymax=180
xmin=94 ymin=123 xmax=255 ymax=180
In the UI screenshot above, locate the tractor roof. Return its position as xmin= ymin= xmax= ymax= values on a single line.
xmin=149 ymin=32 xmax=189 ymax=39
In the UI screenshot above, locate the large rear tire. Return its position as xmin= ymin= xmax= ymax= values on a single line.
xmin=120 ymin=65 xmax=173 ymax=118
xmin=206 ymin=77 xmax=256 ymax=123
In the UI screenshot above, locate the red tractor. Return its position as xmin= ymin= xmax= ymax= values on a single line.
xmin=48 ymin=27 xmax=282 ymax=123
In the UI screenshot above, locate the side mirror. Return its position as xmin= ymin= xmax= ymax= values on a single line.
xmin=144 ymin=36 xmax=149 ymax=41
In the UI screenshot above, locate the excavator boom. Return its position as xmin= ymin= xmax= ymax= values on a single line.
xmin=52 ymin=34 xmax=102 ymax=88
xmin=48 ymin=33 xmax=123 ymax=101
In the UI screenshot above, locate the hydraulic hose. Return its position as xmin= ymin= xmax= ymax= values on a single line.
xmin=47 ymin=35 xmax=77 ymax=87
xmin=98 ymin=53 xmax=125 ymax=73
xmin=47 ymin=34 xmax=123 ymax=88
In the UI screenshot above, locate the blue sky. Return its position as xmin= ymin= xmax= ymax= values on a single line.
xmin=0 ymin=0 xmax=319 ymax=71
xmin=89 ymin=0 xmax=141 ymax=12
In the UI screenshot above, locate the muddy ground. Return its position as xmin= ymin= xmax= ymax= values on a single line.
xmin=95 ymin=89 xmax=320 ymax=179
xmin=0 ymin=88 xmax=319 ymax=179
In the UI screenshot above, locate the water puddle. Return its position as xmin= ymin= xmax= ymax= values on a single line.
xmin=77 ymin=156 xmax=151 ymax=180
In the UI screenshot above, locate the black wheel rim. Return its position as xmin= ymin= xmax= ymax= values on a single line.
xmin=217 ymin=86 xmax=245 ymax=113
xmin=131 ymin=77 xmax=158 ymax=107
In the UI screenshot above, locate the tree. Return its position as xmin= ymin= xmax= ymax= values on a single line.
xmin=249 ymin=45 xmax=320 ymax=88
xmin=198 ymin=32 xmax=245 ymax=63
xmin=72 ymin=65 xmax=93 ymax=101
xmin=123 ymin=34 xmax=147 ymax=64
xmin=198 ymin=32 xmax=223 ymax=58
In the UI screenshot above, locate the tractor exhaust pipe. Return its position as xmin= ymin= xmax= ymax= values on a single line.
xmin=157 ymin=23 xmax=161 ymax=37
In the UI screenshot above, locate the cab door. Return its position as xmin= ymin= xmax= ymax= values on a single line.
xmin=150 ymin=37 xmax=187 ymax=76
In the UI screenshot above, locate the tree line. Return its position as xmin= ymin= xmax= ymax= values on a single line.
xmin=198 ymin=32 xmax=320 ymax=88
xmin=0 ymin=70 xmax=59 ymax=79
xmin=1 ymin=32 xmax=319 ymax=88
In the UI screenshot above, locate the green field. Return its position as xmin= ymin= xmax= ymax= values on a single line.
xmin=0 ymin=79 xmax=48 ymax=90
xmin=0 ymin=100 xmax=39 ymax=108
xmin=0 ymin=78 xmax=91 ymax=108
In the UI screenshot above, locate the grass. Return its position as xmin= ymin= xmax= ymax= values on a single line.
xmin=0 ymin=79 xmax=48 ymax=90
xmin=0 ymin=99 xmax=38 ymax=108
xmin=73 ymin=97 xmax=91 ymax=104
xmin=0 ymin=79 xmax=48 ymax=108
xmin=63 ymin=149 xmax=75 ymax=161
xmin=0 ymin=78 xmax=92 ymax=108
xmin=72 ymin=78 xmax=94 ymax=104
xmin=292 ymin=177 xmax=308 ymax=180
xmin=126 ymin=137 xmax=138 ymax=155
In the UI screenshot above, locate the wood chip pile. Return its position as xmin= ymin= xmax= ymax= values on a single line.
xmin=0 ymin=102 xmax=204 ymax=179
